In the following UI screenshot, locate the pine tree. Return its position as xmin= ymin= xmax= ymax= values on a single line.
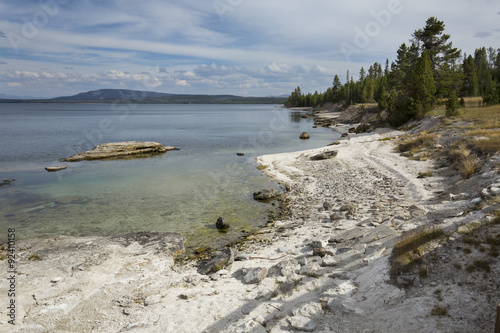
xmin=359 ymin=67 xmax=366 ymax=81
xmin=445 ymin=91 xmax=460 ymax=116
xmin=462 ymin=55 xmax=479 ymax=96
xmin=495 ymin=52 xmax=500 ymax=82
xmin=410 ymin=50 xmax=437 ymax=115
xmin=412 ymin=17 xmax=461 ymax=74
xmin=332 ymin=75 xmax=342 ymax=102
xmin=389 ymin=43 xmax=411 ymax=89
xmin=475 ymin=47 xmax=492 ymax=96
xmin=376 ymin=83 xmax=388 ymax=110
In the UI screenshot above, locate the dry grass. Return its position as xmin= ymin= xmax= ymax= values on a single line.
xmin=469 ymin=136 xmax=500 ymax=154
xmin=458 ymin=154 xmax=482 ymax=179
xmin=460 ymin=103 xmax=500 ymax=123
xmin=390 ymin=226 xmax=444 ymax=280
xmin=397 ymin=133 xmax=436 ymax=153
xmin=442 ymin=142 xmax=482 ymax=178
xmin=447 ymin=142 xmax=470 ymax=163
xmin=460 ymin=104 xmax=500 ymax=155
xmin=417 ymin=170 xmax=433 ymax=178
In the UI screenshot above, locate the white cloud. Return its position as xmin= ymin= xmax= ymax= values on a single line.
xmin=8 ymin=82 xmax=22 ymax=87
xmin=8 ymin=71 xmax=39 ymax=79
xmin=1 ymin=1 xmax=499 ymax=97
xmin=267 ymin=62 xmax=290 ymax=74
xmin=175 ymin=79 xmax=190 ymax=87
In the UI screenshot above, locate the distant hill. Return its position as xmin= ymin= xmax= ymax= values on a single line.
xmin=54 ymin=89 xmax=174 ymax=101
xmin=0 ymin=89 xmax=287 ymax=104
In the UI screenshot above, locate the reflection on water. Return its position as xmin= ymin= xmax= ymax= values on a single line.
xmin=289 ymin=111 xmax=309 ymax=123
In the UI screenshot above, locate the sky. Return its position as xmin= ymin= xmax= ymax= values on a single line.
xmin=0 ymin=0 xmax=499 ymax=98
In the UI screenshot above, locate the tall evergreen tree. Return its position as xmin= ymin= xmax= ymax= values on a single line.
xmin=412 ymin=17 xmax=461 ymax=73
xmin=475 ymin=47 xmax=492 ymax=96
xmin=332 ymin=74 xmax=342 ymax=102
xmin=495 ymin=52 xmax=500 ymax=82
xmin=410 ymin=50 xmax=437 ymax=115
xmin=389 ymin=43 xmax=411 ymax=89
xmin=462 ymin=55 xmax=479 ymax=96
xmin=359 ymin=67 xmax=366 ymax=81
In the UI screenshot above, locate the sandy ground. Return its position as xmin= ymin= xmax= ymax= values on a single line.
xmin=1 ymin=127 xmax=499 ymax=332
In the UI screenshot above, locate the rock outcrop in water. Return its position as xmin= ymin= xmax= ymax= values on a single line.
xmin=61 ymin=141 xmax=179 ymax=162
xmin=299 ymin=132 xmax=310 ymax=139
xmin=0 ymin=179 xmax=14 ymax=187
xmin=45 ymin=166 xmax=67 ymax=172
xmin=216 ymin=217 xmax=230 ymax=230
xmin=253 ymin=189 xmax=276 ymax=201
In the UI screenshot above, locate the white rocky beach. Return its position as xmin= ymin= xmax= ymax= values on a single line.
xmin=1 ymin=116 xmax=500 ymax=332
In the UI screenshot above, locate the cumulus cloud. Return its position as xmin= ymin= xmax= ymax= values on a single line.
xmin=8 ymin=82 xmax=22 ymax=87
xmin=175 ymin=79 xmax=190 ymax=87
xmin=267 ymin=62 xmax=290 ymax=74
xmin=8 ymin=71 xmax=40 ymax=79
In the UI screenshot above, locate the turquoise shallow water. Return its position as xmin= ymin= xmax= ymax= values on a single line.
xmin=0 ymin=104 xmax=339 ymax=251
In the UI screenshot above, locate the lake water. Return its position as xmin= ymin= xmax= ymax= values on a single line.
xmin=0 ymin=103 xmax=339 ymax=252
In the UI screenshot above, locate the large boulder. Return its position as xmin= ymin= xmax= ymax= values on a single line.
xmin=61 ymin=141 xmax=179 ymax=162
xmin=299 ymin=132 xmax=310 ymax=139
xmin=216 ymin=217 xmax=230 ymax=230
xmin=241 ymin=267 xmax=268 ymax=284
xmin=268 ymin=259 xmax=300 ymax=277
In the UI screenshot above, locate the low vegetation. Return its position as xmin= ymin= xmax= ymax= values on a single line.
xmin=431 ymin=305 xmax=448 ymax=316
xmin=394 ymin=97 xmax=499 ymax=180
xmin=390 ymin=226 xmax=445 ymax=280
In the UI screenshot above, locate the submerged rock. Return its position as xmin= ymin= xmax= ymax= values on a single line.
xmin=253 ymin=189 xmax=276 ymax=201
xmin=53 ymin=195 xmax=82 ymax=205
xmin=61 ymin=141 xmax=179 ymax=162
xmin=113 ymin=231 xmax=186 ymax=258
xmin=0 ymin=179 xmax=15 ymax=187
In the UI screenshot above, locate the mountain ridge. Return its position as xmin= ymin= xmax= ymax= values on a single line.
xmin=0 ymin=89 xmax=287 ymax=104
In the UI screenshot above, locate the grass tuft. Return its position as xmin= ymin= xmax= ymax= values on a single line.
xmin=473 ymin=260 xmax=491 ymax=272
xmin=390 ymin=226 xmax=444 ymax=280
xmin=417 ymin=170 xmax=433 ymax=178
xmin=28 ymin=254 xmax=41 ymax=261
xmin=398 ymin=134 xmax=436 ymax=153
xmin=431 ymin=305 xmax=448 ymax=316
xmin=458 ymin=154 xmax=482 ymax=179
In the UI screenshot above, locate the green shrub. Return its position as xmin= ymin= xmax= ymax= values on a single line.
xmin=445 ymin=91 xmax=460 ymax=116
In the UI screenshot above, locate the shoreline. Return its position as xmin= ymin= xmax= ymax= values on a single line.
xmin=1 ymin=116 xmax=499 ymax=331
